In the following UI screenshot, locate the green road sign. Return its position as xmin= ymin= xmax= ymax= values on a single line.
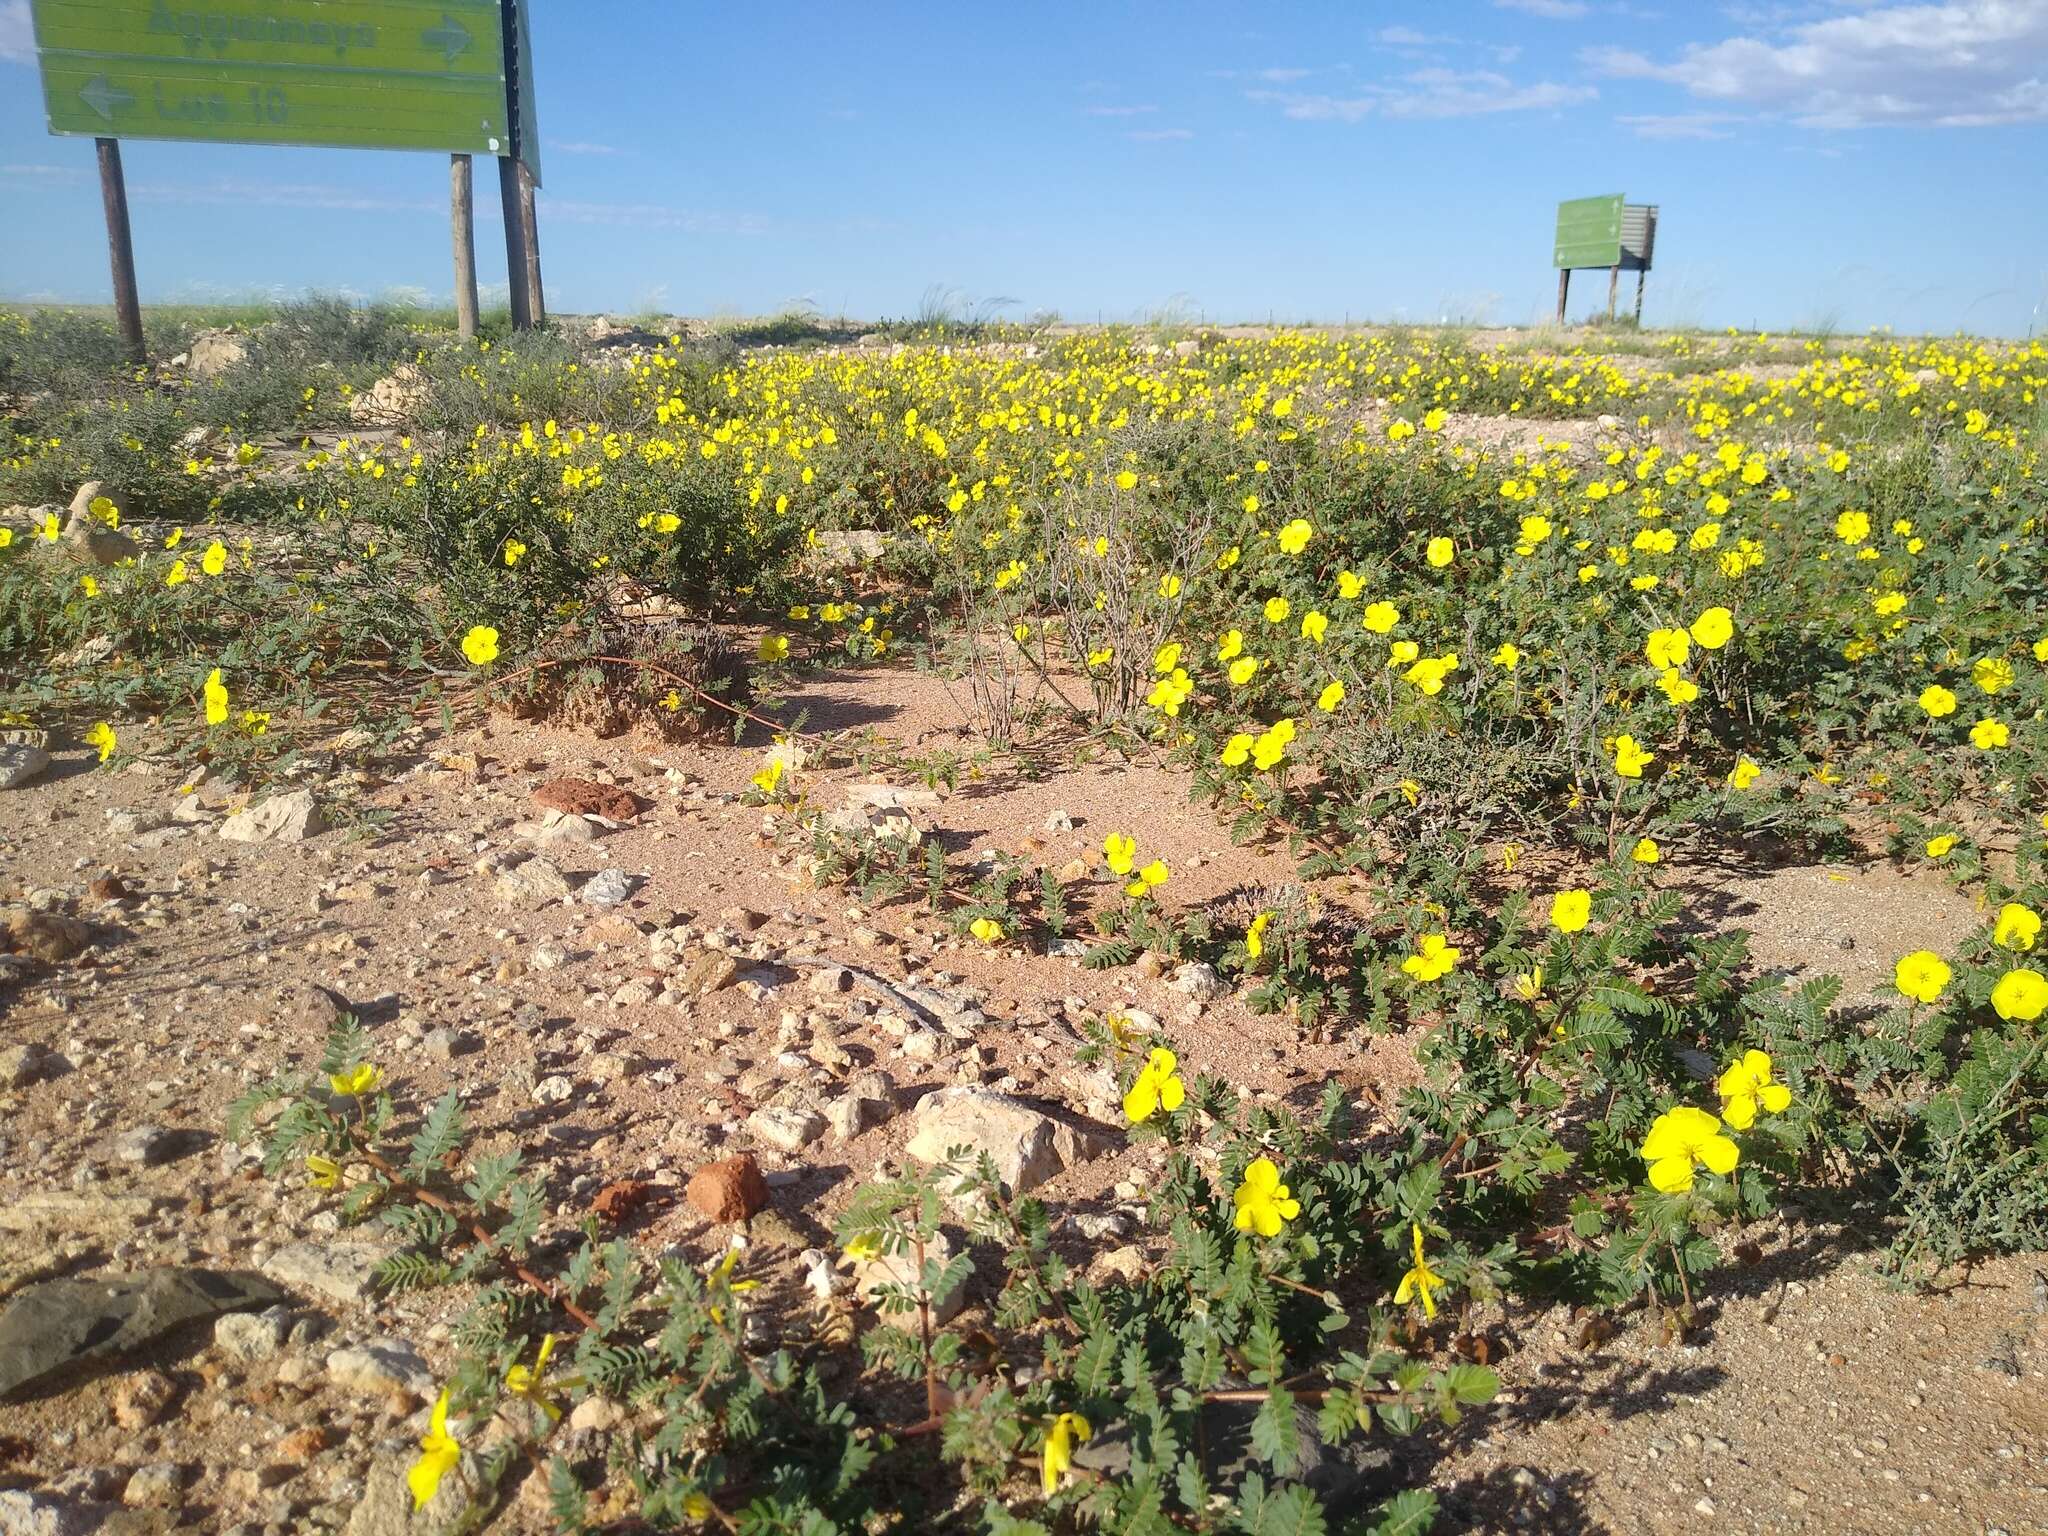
xmin=31 ymin=0 xmax=538 ymax=175
xmin=1553 ymin=193 xmax=1623 ymax=270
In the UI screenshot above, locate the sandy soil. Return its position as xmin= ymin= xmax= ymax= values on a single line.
xmin=1 ymin=656 xmax=2041 ymax=1536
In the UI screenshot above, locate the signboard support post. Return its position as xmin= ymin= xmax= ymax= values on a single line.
xmin=497 ymin=154 xmax=532 ymax=330
xmin=1555 ymin=270 xmax=1570 ymax=325
xmin=516 ymin=160 xmax=544 ymax=327
xmin=1634 ymin=270 xmax=1647 ymax=326
xmin=95 ymin=136 xmax=143 ymax=363
xmin=1606 ymin=264 xmax=1620 ymax=322
xmin=451 ymin=154 xmax=479 ymax=342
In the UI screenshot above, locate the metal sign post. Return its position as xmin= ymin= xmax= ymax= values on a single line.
xmin=29 ymin=0 xmax=542 ymax=344
xmin=93 ymin=135 xmax=144 ymax=362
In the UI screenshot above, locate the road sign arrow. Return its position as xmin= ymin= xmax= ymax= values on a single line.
xmin=422 ymin=14 xmax=471 ymax=65
xmin=78 ymin=74 xmax=136 ymax=121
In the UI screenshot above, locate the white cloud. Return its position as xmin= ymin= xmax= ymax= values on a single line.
xmin=131 ymin=178 xmax=441 ymax=215
xmin=547 ymin=139 xmax=621 ymax=156
xmin=1250 ymin=67 xmax=1594 ymax=121
xmin=539 ymin=199 xmax=769 ymax=236
xmin=1376 ymin=26 xmax=1451 ymax=46
xmin=0 ymin=0 xmax=32 ymax=63
xmin=1083 ymin=103 xmax=1158 ymax=116
xmin=1588 ymin=1 xmax=2048 ymax=127
xmin=1495 ymin=0 xmax=1590 ymax=17
xmin=1127 ymin=127 xmax=1195 ymax=141
xmin=1616 ymin=111 xmax=1744 ymax=137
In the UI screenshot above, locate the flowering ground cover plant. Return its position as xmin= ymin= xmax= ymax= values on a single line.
xmin=4 ymin=305 xmax=2046 ymax=1529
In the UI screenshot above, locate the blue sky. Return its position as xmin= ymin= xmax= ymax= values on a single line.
xmin=4 ymin=0 xmax=2047 ymax=333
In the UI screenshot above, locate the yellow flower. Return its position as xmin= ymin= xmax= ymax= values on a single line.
xmin=1123 ymin=1047 xmax=1186 ymax=1123
xmin=1549 ymin=888 xmax=1592 ymax=934
xmin=1492 ymin=641 xmax=1522 ymax=670
xmin=1216 ymin=630 xmax=1244 ymax=662
xmin=503 ymin=1334 xmax=560 ymax=1421
xmin=79 ymin=574 xmax=98 ymax=598
xmin=1715 ymin=1049 xmax=1791 ymax=1130
xmin=1300 ymin=610 xmax=1328 ymax=643
xmin=38 ymin=512 xmax=61 ymax=542
xmin=1893 ymin=950 xmax=1951 ymax=1004
xmin=165 ymin=559 xmax=188 ymax=587
xmin=1277 ymin=518 xmax=1314 ymax=554
xmin=1245 ymin=910 xmax=1274 ymax=961
xmin=1917 ymin=684 xmax=1956 ymax=718
xmin=1316 ymin=680 xmax=1345 ymax=711
xmin=758 ymin=634 xmax=790 ymax=663
xmin=1159 ymin=573 xmax=1182 ymax=599
xmin=1399 ymin=778 xmax=1421 ymax=807
xmin=1612 ymin=735 xmax=1654 ymax=778
xmin=1969 ymin=718 xmax=2009 ymax=750
xmin=751 ymin=757 xmax=786 ymax=797
xmin=1512 ymin=964 xmax=1544 ymax=1001
xmin=1041 ymin=1411 xmax=1092 ymax=1495
xmin=85 ymin=722 xmax=117 ymax=763
xmin=1401 ymin=932 xmax=1459 ymax=982
xmin=969 ymin=916 xmax=1005 ymax=943
xmin=1336 ymin=570 xmax=1364 ymax=599
xmin=329 ymin=1063 xmax=384 ymax=1098
xmin=1103 ymin=833 xmax=1136 ymax=876
xmin=305 ymin=1154 xmax=341 ymax=1190
xmin=203 ymin=668 xmax=229 ymax=726
xmin=1690 ymin=605 xmax=1735 ymax=650
xmin=1154 ymin=642 xmax=1183 ymax=673
xmin=1393 ymin=1223 xmax=1443 ymax=1320
xmin=1639 ymin=1105 xmax=1739 ymax=1194
xmin=1991 ymin=903 xmax=2040 ymax=952
xmin=1231 ymin=1156 xmax=1301 ymax=1237
xmin=1263 ymin=595 xmax=1291 ymax=624
xmin=461 ymin=626 xmax=500 ymax=666
xmin=407 ymin=1390 xmax=462 ymax=1510
xmin=1835 ymin=510 xmax=1870 ymax=544
xmin=0 ymin=528 xmax=11 ymax=549
xmin=1657 ymin=670 xmax=1699 ymax=706
xmin=1631 ymin=836 xmax=1661 ymax=864
xmin=1125 ymin=859 xmax=1169 ymax=898
xmin=1362 ymin=601 xmax=1400 ymax=634
xmin=1971 ymin=656 xmax=2014 ymax=694
xmin=201 ymin=540 xmax=228 ymax=577
xmin=503 ymin=538 xmax=526 ymax=566
xmin=1728 ymin=757 xmax=1761 ymax=790
xmin=1925 ymin=834 xmax=1958 ymax=859
xmin=1645 ymin=628 xmax=1690 ymax=669
xmin=1229 ymin=656 xmax=1260 ymax=686
xmin=1425 ymin=536 xmax=1455 ymax=568
xmin=1251 ymin=719 xmax=1295 ymax=771
xmin=1114 ymin=469 xmax=1138 ymax=491
xmin=1990 ymin=968 xmax=2047 ymax=1022
xmin=843 ymin=1232 xmax=882 ymax=1263
xmin=1220 ymin=732 xmax=1254 ymax=767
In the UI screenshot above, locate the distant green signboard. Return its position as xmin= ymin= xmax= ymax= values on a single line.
xmin=30 ymin=0 xmax=538 ymax=177
xmin=1553 ymin=193 xmax=1623 ymax=270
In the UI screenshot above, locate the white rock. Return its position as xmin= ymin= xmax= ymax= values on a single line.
xmin=219 ymin=788 xmax=324 ymax=844
xmin=905 ymin=1087 xmax=1107 ymax=1196
xmin=327 ymin=1338 xmax=434 ymax=1398
xmin=746 ymin=1105 xmax=825 ymax=1153
xmin=0 ymin=745 xmax=51 ymax=791
xmin=851 ymin=1225 xmax=965 ymax=1324
xmin=495 ymin=857 xmax=571 ymax=910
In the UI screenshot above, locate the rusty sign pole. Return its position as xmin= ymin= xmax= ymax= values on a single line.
xmin=1634 ymin=270 xmax=1647 ymax=326
xmin=95 ymin=137 xmax=144 ymax=362
xmin=497 ymin=153 xmax=531 ymax=330
xmin=496 ymin=0 xmax=542 ymax=329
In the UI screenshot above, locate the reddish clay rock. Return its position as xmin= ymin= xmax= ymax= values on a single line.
xmin=532 ymin=778 xmax=642 ymax=822
xmin=685 ymin=1153 xmax=769 ymax=1224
